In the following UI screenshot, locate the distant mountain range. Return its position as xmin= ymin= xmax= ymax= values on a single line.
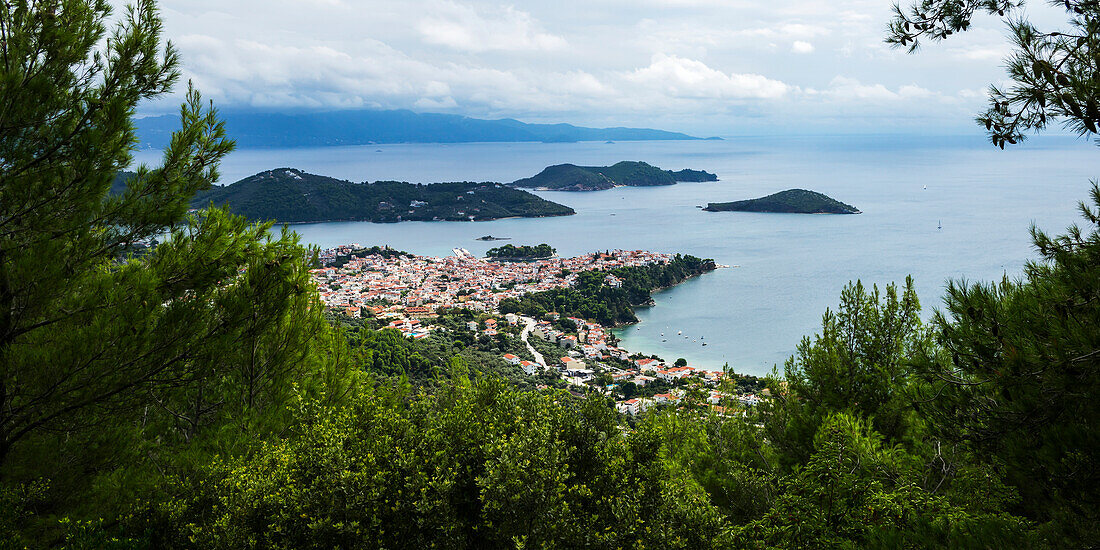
xmin=135 ymin=109 xmax=718 ymax=149
xmin=510 ymin=161 xmax=718 ymax=191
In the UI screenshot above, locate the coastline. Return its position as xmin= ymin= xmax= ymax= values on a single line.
xmin=268 ymin=211 xmax=575 ymax=226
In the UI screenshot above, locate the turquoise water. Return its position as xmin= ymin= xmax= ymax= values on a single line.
xmin=135 ymin=134 xmax=1100 ymax=376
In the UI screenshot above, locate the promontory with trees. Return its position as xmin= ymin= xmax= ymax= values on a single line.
xmin=4 ymin=0 xmax=1100 ymax=548
xmin=704 ymin=188 xmax=861 ymax=214
xmin=510 ymin=161 xmax=718 ymax=191
xmin=191 ymin=168 xmax=576 ymax=223
xmin=499 ymin=253 xmax=717 ymax=327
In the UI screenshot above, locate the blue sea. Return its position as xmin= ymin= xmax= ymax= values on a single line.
xmin=135 ymin=133 xmax=1100 ymax=376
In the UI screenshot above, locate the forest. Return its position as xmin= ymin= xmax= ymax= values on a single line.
xmin=1 ymin=0 xmax=1097 ymax=548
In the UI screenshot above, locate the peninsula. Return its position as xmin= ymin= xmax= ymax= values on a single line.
xmin=191 ymin=168 xmax=575 ymax=223
xmin=704 ymin=189 xmax=861 ymax=214
xmin=510 ymin=161 xmax=718 ymax=191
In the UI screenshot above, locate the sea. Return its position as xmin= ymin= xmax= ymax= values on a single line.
xmin=135 ymin=133 xmax=1100 ymax=377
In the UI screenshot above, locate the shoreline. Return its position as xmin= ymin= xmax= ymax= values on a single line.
xmin=269 ymin=211 xmax=575 ymax=226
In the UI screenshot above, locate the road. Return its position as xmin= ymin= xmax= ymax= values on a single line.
xmin=519 ymin=316 xmax=547 ymax=368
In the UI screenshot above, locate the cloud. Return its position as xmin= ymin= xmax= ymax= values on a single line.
xmin=624 ymin=53 xmax=789 ymax=99
xmin=791 ymin=41 xmax=814 ymax=54
xmin=417 ymin=1 xmax=567 ymax=52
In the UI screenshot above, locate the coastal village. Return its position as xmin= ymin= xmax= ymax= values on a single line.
xmin=310 ymin=245 xmax=766 ymax=415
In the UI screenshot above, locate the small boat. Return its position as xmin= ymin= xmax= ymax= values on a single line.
xmin=702 ymin=342 xmax=708 ymax=346
xmin=677 ymin=331 xmax=682 ymax=335
xmin=923 ymin=184 xmax=927 ymax=190
xmin=938 ymin=220 xmax=942 ymax=230
xmin=661 ymin=339 xmax=667 ymax=342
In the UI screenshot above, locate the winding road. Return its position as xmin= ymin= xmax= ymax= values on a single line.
xmin=519 ymin=316 xmax=547 ymax=368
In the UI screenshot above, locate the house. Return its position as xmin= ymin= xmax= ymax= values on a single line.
xmin=504 ymin=313 xmax=519 ymax=325
xmin=520 ymin=360 xmax=539 ymax=376
xmin=560 ymin=357 xmax=586 ymax=372
xmin=502 ymin=353 xmax=521 ymax=365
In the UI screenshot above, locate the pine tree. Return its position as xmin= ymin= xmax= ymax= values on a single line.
xmin=0 ymin=0 xmax=338 ymax=483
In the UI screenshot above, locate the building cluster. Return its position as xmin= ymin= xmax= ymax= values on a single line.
xmin=310 ymin=245 xmax=761 ymax=416
xmin=311 ymin=246 xmax=671 ymax=316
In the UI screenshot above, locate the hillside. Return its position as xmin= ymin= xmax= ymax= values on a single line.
xmin=510 ymin=161 xmax=718 ymax=191
xmin=192 ymin=168 xmax=575 ymax=223
xmin=704 ymin=189 xmax=860 ymax=214
xmin=136 ymin=109 xmax=713 ymax=149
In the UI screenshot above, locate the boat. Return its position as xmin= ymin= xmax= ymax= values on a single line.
xmin=702 ymin=342 xmax=708 ymax=346
xmin=938 ymin=220 xmax=942 ymax=230
xmin=677 ymin=331 xmax=682 ymax=335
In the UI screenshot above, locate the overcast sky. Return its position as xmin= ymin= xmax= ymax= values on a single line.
xmin=126 ymin=0 xmax=1073 ymax=136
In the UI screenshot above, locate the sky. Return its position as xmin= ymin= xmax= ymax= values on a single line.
xmin=124 ymin=0 xmax=1074 ymax=136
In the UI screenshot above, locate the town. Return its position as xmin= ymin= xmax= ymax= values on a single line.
xmin=310 ymin=245 xmax=766 ymax=415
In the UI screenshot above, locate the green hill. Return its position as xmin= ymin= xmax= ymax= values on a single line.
xmin=704 ymin=189 xmax=860 ymax=214
xmin=510 ymin=161 xmax=718 ymax=191
xmin=192 ymin=168 xmax=575 ymax=223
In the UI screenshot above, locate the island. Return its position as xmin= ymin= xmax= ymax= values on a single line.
xmin=703 ymin=189 xmax=861 ymax=214
xmin=510 ymin=161 xmax=718 ymax=191
xmin=476 ymin=235 xmax=511 ymax=241
xmin=191 ymin=168 xmax=576 ymax=223
xmin=486 ymin=243 xmax=556 ymax=261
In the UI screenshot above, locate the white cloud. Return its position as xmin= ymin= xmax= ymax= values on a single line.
xmin=132 ymin=0 xmax=1063 ymax=133
xmin=624 ymin=53 xmax=789 ymax=99
xmin=417 ymin=1 xmax=567 ymax=52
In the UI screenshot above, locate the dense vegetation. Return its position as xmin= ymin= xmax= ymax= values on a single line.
xmin=3 ymin=1 xmax=1099 ymax=548
xmin=194 ymin=168 xmax=576 ymax=223
xmin=499 ymin=254 xmax=717 ymax=326
xmin=705 ymin=188 xmax=861 ymax=214
xmin=511 ymin=161 xmax=718 ymax=191
xmin=485 ymin=243 xmax=555 ymax=259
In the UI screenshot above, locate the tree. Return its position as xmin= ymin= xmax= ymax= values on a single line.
xmin=0 ymin=0 xmax=342 ymax=492
xmin=889 ymin=1 xmax=1100 ymax=542
xmin=887 ymin=0 xmax=1100 ymax=148
xmin=763 ymin=279 xmax=927 ymax=468
xmin=911 ymin=190 xmax=1100 ymax=543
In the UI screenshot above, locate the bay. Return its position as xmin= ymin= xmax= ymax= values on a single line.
xmin=135 ymin=134 xmax=1100 ymax=376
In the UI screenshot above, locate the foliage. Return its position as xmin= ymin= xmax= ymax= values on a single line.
xmin=0 ymin=0 xmax=352 ymax=540
xmin=887 ymin=0 xmax=1100 ymax=147
xmin=139 ymin=379 xmax=731 ymax=550
xmin=485 ymin=243 xmax=555 ymax=259
xmin=910 ymin=185 xmax=1100 ymax=544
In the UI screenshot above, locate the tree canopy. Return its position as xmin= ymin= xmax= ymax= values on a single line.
xmin=888 ymin=0 xmax=1100 ymax=147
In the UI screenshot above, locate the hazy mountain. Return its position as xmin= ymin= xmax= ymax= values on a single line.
xmin=135 ymin=109 xmax=713 ymax=149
